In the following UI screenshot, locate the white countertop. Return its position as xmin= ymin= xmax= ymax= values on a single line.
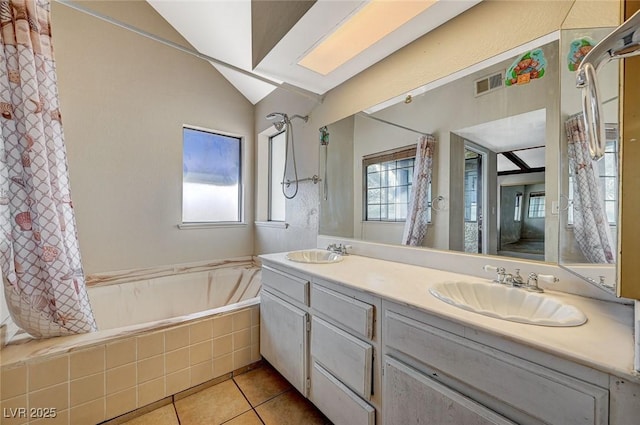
xmin=261 ymin=252 xmax=637 ymax=382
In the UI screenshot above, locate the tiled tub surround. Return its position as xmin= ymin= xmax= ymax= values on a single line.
xmin=0 ymin=259 xmax=261 ymax=425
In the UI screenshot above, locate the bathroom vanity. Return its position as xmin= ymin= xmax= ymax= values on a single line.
xmin=259 ymin=252 xmax=639 ymax=425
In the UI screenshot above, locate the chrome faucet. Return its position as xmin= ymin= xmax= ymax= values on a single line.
xmin=327 ymin=243 xmax=351 ymax=255
xmin=484 ymin=265 xmax=558 ymax=293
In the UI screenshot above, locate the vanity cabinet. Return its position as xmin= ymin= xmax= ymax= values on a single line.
xmin=383 ymin=302 xmax=609 ymax=425
xmin=260 ymin=265 xmax=310 ymax=396
xmin=308 ymin=279 xmax=380 ymax=425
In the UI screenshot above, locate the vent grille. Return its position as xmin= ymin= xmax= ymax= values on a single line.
xmin=475 ymin=71 xmax=504 ymax=96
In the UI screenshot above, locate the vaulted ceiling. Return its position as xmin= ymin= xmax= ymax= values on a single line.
xmin=147 ymin=0 xmax=481 ymax=104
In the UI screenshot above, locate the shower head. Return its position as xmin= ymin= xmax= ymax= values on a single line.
xmin=266 ymin=112 xmax=288 ymax=121
xmin=266 ymin=112 xmax=289 ymax=131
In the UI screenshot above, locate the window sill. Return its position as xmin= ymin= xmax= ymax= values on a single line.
xmin=255 ymin=221 xmax=289 ymax=229
xmin=178 ymin=222 xmax=247 ymax=230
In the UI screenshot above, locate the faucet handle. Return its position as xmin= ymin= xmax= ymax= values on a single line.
xmin=483 ymin=265 xmax=506 ymax=283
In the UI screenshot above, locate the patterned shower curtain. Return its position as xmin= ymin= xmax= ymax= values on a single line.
xmin=402 ymin=135 xmax=435 ymax=246
xmin=564 ymin=114 xmax=615 ymax=263
xmin=0 ymin=0 xmax=97 ymax=337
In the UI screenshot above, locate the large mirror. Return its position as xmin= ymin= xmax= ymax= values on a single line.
xmin=320 ymin=38 xmax=561 ymax=263
xmin=558 ymin=27 xmax=620 ymax=290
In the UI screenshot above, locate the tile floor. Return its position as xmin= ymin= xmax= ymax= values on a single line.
xmin=112 ymin=363 xmax=332 ymax=425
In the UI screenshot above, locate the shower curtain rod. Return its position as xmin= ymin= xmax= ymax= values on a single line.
xmin=54 ymin=0 xmax=324 ymax=104
xmin=356 ymin=112 xmax=429 ymax=137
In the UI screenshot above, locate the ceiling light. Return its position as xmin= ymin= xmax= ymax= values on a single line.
xmin=298 ymin=0 xmax=437 ymax=75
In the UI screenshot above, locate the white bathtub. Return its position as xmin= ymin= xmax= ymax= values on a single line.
xmin=0 ymin=258 xmax=262 ymax=425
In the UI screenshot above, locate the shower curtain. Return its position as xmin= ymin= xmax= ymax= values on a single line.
xmin=402 ymin=135 xmax=435 ymax=246
xmin=564 ymin=114 xmax=615 ymax=263
xmin=0 ymin=0 xmax=97 ymax=337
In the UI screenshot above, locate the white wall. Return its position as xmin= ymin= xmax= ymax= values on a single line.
xmin=51 ymin=1 xmax=255 ymax=275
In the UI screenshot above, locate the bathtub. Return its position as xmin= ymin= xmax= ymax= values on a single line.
xmin=0 ymin=257 xmax=261 ymax=425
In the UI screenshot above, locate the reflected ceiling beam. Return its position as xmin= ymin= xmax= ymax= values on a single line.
xmin=54 ymin=0 xmax=323 ymax=103
xmin=502 ymin=151 xmax=530 ymax=171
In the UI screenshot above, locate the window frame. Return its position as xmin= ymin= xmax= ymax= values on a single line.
xmin=527 ymin=192 xmax=546 ymax=219
xmin=362 ymin=145 xmax=431 ymax=223
xmin=268 ymin=130 xmax=286 ymax=222
xmin=179 ymin=125 xmax=245 ymax=228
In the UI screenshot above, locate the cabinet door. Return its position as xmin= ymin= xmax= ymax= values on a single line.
xmin=383 ymin=356 xmax=515 ymax=425
xmin=260 ymin=289 xmax=308 ymax=396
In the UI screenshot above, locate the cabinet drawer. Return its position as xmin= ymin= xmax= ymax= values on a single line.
xmin=310 ymin=361 xmax=375 ymax=425
xmin=311 ymin=284 xmax=374 ymax=339
xmin=384 ymin=356 xmax=516 ymax=425
xmin=262 ymin=265 xmax=309 ymax=305
xmin=385 ymin=311 xmax=609 ymax=425
xmin=311 ymin=316 xmax=373 ymax=399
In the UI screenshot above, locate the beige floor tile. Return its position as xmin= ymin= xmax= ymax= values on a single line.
xmin=175 ymin=379 xmax=251 ymax=425
xmin=122 ymin=404 xmax=179 ymax=425
xmin=255 ymin=391 xmax=331 ymax=425
xmin=234 ymin=365 xmax=292 ymax=407
xmin=221 ymin=410 xmax=263 ymax=425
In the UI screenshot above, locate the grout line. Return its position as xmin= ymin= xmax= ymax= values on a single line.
xmin=172 ymin=402 xmax=182 ymax=425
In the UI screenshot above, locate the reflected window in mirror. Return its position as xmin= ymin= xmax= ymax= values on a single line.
xmin=514 ymin=193 xmax=523 ymax=222
xmin=527 ymin=192 xmax=546 ymax=218
xmin=269 ymin=131 xmax=286 ymax=222
xmin=567 ymin=125 xmax=618 ymax=226
xmin=363 ymin=146 xmax=431 ymax=223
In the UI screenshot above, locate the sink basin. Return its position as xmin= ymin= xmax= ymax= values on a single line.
xmin=285 ymin=249 xmax=343 ymax=264
xmin=429 ymin=281 xmax=587 ymax=327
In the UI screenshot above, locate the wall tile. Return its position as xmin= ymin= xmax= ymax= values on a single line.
xmin=137 ymin=355 xmax=164 ymax=384
xmin=190 ymin=341 xmax=213 ymax=366
xmin=106 ymin=387 xmax=137 ymax=419
xmin=165 ymin=347 xmax=189 ymax=374
xmin=69 ymin=398 xmax=105 ymax=425
xmin=29 ymin=382 xmax=68 ymax=411
xmin=189 ymin=319 xmax=213 ymax=344
xmin=106 ymin=338 xmax=136 ymax=369
xmin=137 ymin=377 xmax=165 ymax=407
xmin=233 ymin=347 xmax=251 ymax=370
xmin=250 ymin=306 xmax=259 ymax=327
xmin=190 ymin=361 xmax=213 ymax=387
xmin=233 ymin=329 xmax=251 ymax=350
xmin=165 ymin=369 xmax=190 ymax=395
xmin=0 ymin=395 xmax=28 ymax=425
xmin=250 ymin=344 xmax=261 ymax=363
xmin=232 ymin=310 xmax=252 ymax=332
xmin=70 ymin=346 xmax=105 ymax=379
xmin=1 ymin=365 xmax=26 ymax=400
xmin=165 ymin=326 xmax=189 ymax=352
xmin=28 ymin=355 xmax=68 ymax=392
xmin=106 ymin=363 xmax=136 ymax=395
xmin=213 ymin=315 xmax=233 ymax=337
xmin=213 ymin=334 xmax=233 ymax=358
xmin=70 ymin=372 xmax=105 ymax=407
xmin=213 ymin=354 xmax=233 ymax=377
xmin=137 ymin=333 xmax=164 ymax=360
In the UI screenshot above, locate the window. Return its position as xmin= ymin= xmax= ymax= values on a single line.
xmin=568 ymin=136 xmax=618 ymax=225
xmin=182 ymin=126 xmax=242 ymax=223
xmin=269 ymin=131 xmax=286 ymax=221
xmin=363 ymin=146 xmax=430 ymax=222
xmin=528 ymin=192 xmax=545 ymax=218
xmin=514 ymin=192 xmax=523 ymax=222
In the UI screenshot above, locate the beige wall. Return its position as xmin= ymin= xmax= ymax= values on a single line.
xmin=254 ymin=0 xmax=619 ymax=256
xmin=52 ymin=1 xmax=255 ymax=274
